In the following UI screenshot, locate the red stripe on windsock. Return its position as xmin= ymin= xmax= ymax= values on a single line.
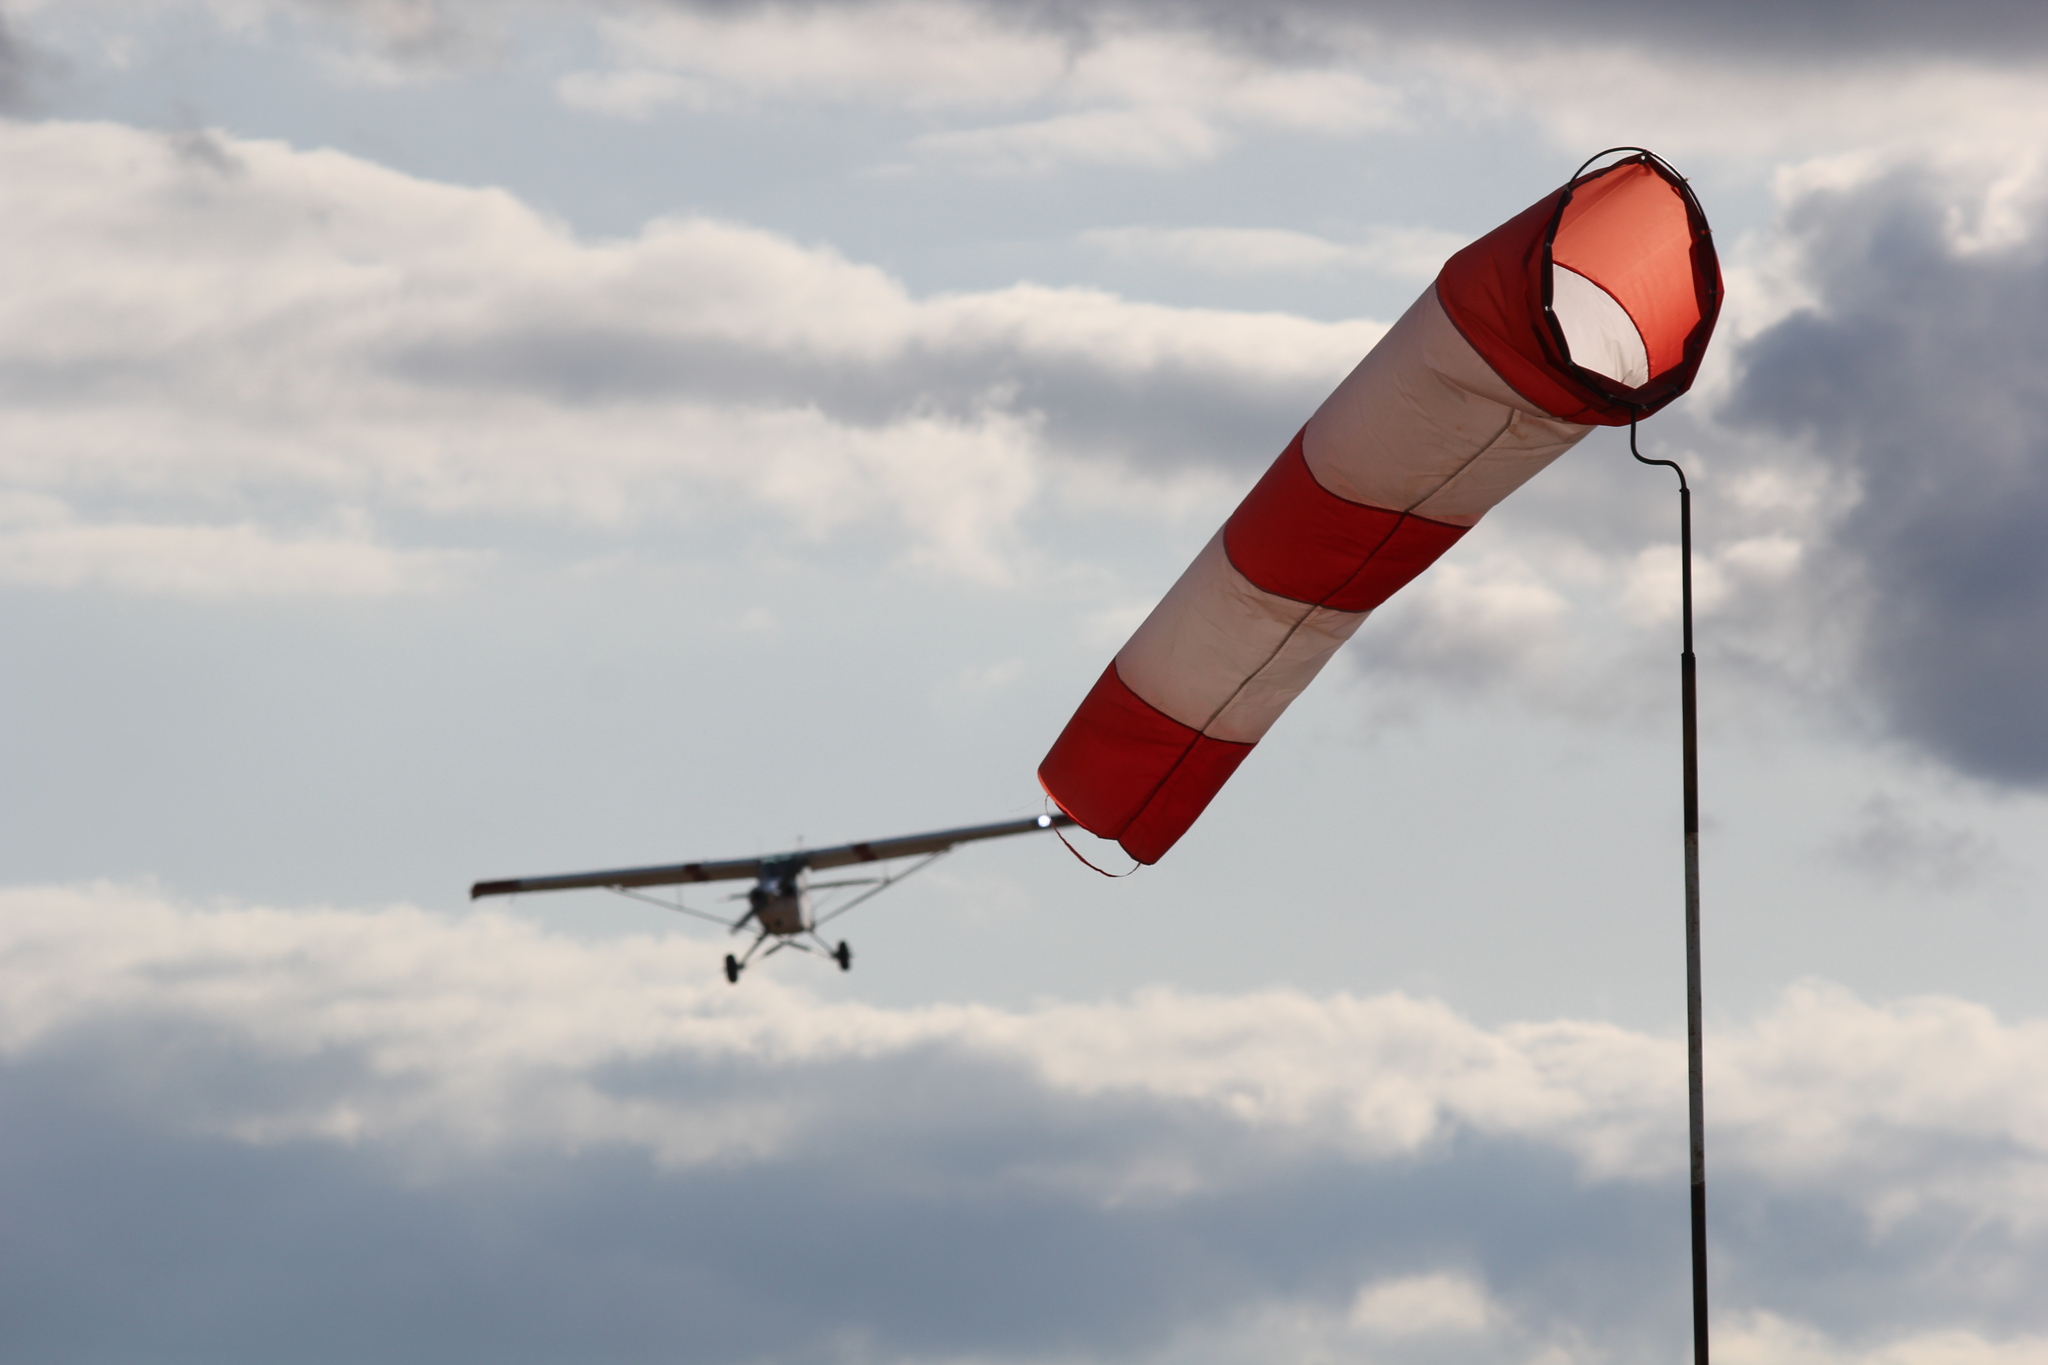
xmin=1038 ymin=663 xmax=1252 ymax=864
xmin=1224 ymin=431 xmax=1469 ymax=612
xmin=1436 ymin=192 xmax=1602 ymax=424
xmin=1117 ymin=733 xmax=1253 ymax=865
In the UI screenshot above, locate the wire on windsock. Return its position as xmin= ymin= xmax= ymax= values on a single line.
xmin=1045 ymin=798 xmax=1140 ymax=877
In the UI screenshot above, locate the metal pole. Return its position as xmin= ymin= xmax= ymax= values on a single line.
xmin=1632 ymin=418 xmax=1708 ymax=1365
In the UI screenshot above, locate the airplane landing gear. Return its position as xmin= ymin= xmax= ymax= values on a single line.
xmin=834 ymin=941 xmax=852 ymax=972
xmin=724 ymin=953 xmax=742 ymax=984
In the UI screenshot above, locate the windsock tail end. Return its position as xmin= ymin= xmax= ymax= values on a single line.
xmin=1038 ymin=664 xmax=1252 ymax=865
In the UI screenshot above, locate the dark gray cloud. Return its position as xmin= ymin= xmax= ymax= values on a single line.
xmin=1831 ymin=795 xmax=2002 ymax=889
xmin=0 ymin=1027 xmax=1669 ymax=1365
xmin=1734 ymin=165 xmax=2048 ymax=785
xmin=642 ymin=0 xmax=2048 ymax=60
xmin=1189 ymin=0 xmax=2048 ymax=58
xmin=7 ymin=989 xmax=2048 ymax=1364
xmin=282 ymin=0 xmax=510 ymax=68
xmin=289 ymin=0 xmax=2048 ymax=69
xmin=11 ymin=894 xmax=2048 ymax=1364
xmin=391 ymin=325 xmax=1320 ymax=476
xmin=0 ymin=12 xmax=61 ymax=114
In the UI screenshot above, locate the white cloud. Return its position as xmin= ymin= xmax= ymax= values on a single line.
xmin=10 ymin=882 xmax=2048 ymax=1360
xmin=912 ymin=105 xmax=1224 ymax=174
xmin=552 ymin=65 xmax=710 ymax=118
xmin=1349 ymin=1271 xmax=1497 ymax=1336
xmin=0 ymin=103 xmax=1893 ymax=747
xmin=14 ymin=882 xmax=2048 ymax=1217
xmin=0 ymin=515 xmax=481 ymax=597
xmin=12 ymin=19 xmax=2021 ymax=741
xmin=1411 ymin=40 xmax=2048 ymax=169
xmin=566 ymin=1 xmax=1070 ymax=113
xmin=557 ymin=7 xmax=1397 ymax=171
xmin=27 ymin=1 xmax=2048 ymax=177
xmin=0 ymin=117 xmax=1382 ymax=588
xmin=550 ymin=7 xmax=2048 ymax=177
xmin=1719 ymin=1313 xmax=2048 ymax=1365
xmin=1353 ymin=547 xmax=1588 ymax=708
xmin=1080 ymin=223 xmax=1470 ymax=279
xmin=1619 ymin=534 xmax=1804 ymax=628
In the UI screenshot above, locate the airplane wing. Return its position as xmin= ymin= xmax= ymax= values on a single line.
xmin=470 ymin=813 xmax=1072 ymax=899
xmin=471 ymin=853 xmax=765 ymax=898
xmin=801 ymin=814 xmax=1072 ymax=872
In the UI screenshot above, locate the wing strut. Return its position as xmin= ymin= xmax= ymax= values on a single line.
xmin=811 ymin=850 xmax=948 ymax=928
xmin=602 ymin=887 xmax=741 ymax=929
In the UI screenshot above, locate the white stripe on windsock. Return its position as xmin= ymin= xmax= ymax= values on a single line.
xmin=1301 ymin=290 xmax=1589 ymax=527
xmin=1113 ymin=531 xmax=1371 ymax=746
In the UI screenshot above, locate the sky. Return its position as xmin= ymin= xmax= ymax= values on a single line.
xmin=6 ymin=2 xmax=2048 ymax=1362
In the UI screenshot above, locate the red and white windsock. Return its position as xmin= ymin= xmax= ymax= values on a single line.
xmin=1039 ymin=151 xmax=1723 ymax=865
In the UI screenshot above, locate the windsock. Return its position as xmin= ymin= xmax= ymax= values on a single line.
xmin=1040 ymin=151 xmax=1722 ymax=864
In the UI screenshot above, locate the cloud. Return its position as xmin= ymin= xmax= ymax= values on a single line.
xmin=1334 ymin=505 xmax=1815 ymax=725
xmin=1351 ymin=547 xmax=1581 ymax=702
xmin=0 ymin=117 xmax=1383 ymax=589
xmin=424 ymin=0 xmax=2048 ymax=66
xmin=552 ymin=4 xmax=1397 ymax=170
xmin=318 ymin=0 xmax=2048 ymax=173
xmin=0 ymin=9 xmax=64 ymax=112
xmin=1204 ymin=0 xmax=2048 ymax=67
xmin=1349 ymin=1271 xmax=1497 ymax=1336
xmin=8 ymin=883 xmax=2048 ymax=1361
xmin=0 ymin=514 xmax=483 ymax=597
xmin=1733 ymin=156 xmax=2048 ymax=785
xmin=9 ymin=17 xmax=2012 ymax=727
xmin=1830 ymin=795 xmax=2003 ymax=892
xmin=0 ymin=491 xmax=479 ymax=599
xmin=561 ymin=0 xmax=1072 ymax=114
xmin=243 ymin=0 xmax=516 ymax=82
xmin=1080 ymin=223 xmax=1469 ymax=280
xmin=26 ymin=1 xmax=2048 ymax=180
xmin=912 ymin=104 xmax=1225 ymax=173
xmin=1718 ymin=1315 xmax=2048 ymax=1365
xmin=0 ymin=111 xmax=1719 ymax=711
xmin=1422 ymin=44 xmax=2048 ymax=170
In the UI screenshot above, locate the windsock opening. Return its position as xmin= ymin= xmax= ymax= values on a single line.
xmin=1438 ymin=149 xmax=1721 ymax=426
xmin=1548 ymin=158 xmax=1710 ymax=397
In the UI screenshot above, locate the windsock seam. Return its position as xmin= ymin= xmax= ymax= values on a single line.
xmin=1115 ymin=667 xmax=1237 ymax=832
xmin=1388 ymin=409 xmax=1517 ymax=512
xmin=1186 ymin=600 xmax=1322 ymax=736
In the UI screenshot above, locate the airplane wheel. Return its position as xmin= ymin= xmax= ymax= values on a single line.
xmin=834 ymin=941 xmax=852 ymax=972
xmin=724 ymin=954 xmax=741 ymax=984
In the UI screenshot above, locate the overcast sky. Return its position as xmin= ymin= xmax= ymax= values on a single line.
xmin=7 ymin=2 xmax=2048 ymax=1363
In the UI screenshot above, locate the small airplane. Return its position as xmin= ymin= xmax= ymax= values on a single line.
xmin=472 ymin=812 xmax=1075 ymax=982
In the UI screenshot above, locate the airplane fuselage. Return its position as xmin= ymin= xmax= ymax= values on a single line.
xmin=748 ymin=857 xmax=808 ymax=935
